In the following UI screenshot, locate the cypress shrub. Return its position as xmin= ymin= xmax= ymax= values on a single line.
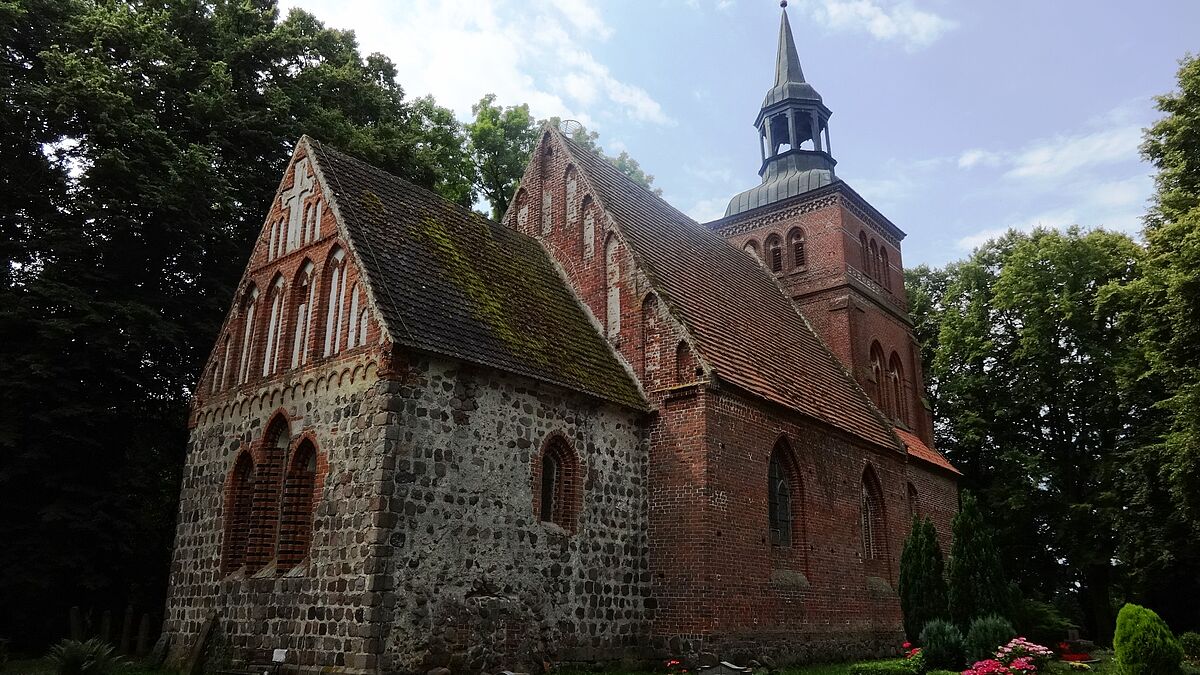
xmin=947 ymin=491 xmax=1010 ymax=630
xmin=1113 ymin=603 xmax=1184 ymax=675
xmin=1181 ymin=631 xmax=1200 ymax=660
xmin=899 ymin=516 xmax=949 ymax=642
xmin=920 ymin=619 xmax=965 ymax=671
xmin=964 ymin=614 xmax=1016 ymax=662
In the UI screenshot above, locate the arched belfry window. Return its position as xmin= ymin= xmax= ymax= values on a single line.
xmin=869 ymin=239 xmax=880 ymax=282
xmin=236 ymin=285 xmax=260 ymax=385
xmin=788 ymin=228 xmax=806 ymax=269
xmin=889 ymin=352 xmax=907 ymax=424
xmin=768 ymin=439 xmax=802 ymax=548
xmin=278 ymin=439 xmax=320 ymax=571
xmin=221 ymin=451 xmax=255 ymax=574
xmin=881 ymin=248 xmax=892 ymax=290
xmin=765 ymin=234 xmax=783 ymax=273
xmin=859 ymin=232 xmax=870 ymax=273
xmin=322 ymin=247 xmax=347 ymax=357
xmin=605 ymin=235 xmax=621 ymax=338
xmin=861 ymin=465 xmax=886 ymax=560
xmin=262 ymin=274 xmax=286 ymax=377
xmin=534 ymin=436 xmax=581 ymax=532
xmin=291 ymin=261 xmax=316 ymax=368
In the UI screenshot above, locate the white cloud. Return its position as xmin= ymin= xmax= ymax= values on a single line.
xmin=957 ymin=148 xmax=1003 ymax=169
xmin=280 ymin=0 xmax=670 ymax=127
xmin=798 ymin=0 xmax=957 ymax=50
xmin=685 ymin=197 xmax=730 ymax=223
xmin=1005 ymin=125 xmax=1143 ymax=180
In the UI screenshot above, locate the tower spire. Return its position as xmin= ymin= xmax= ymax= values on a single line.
xmin=775 ymin=4 xmax=805 ymax=88
xmin=723 ymin=3 xmax=837 ymax=217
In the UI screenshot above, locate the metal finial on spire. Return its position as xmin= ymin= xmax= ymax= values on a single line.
xmin=780 ymin=1 xmax=787 ymax=7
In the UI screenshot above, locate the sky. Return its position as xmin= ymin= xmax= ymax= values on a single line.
xmin=280 ymin=0 xmax=1200 ymax=267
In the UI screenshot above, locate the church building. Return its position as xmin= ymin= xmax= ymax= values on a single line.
xmin=163 ymin=6 xmax=958 ymax=673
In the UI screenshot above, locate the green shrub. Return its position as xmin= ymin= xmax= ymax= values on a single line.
xmin=1113 ymin=603 xmax=1184 ymax=675
xmin=948 ymin=492 xmax=1011 ymax=631
xmin=927 ymin=671 xmax=960 ymax=675
xmin=46 ymin=638 xmax=124 ymax=675
xmin=965 ymin=614 xmax=1016 ymax=662
xmin=920 ymin=619 xmax=965 ymax=671
xmin=847 ymin=658 xmax=920 ymax=674
xmin=1181 ymin=631 xmax=1200 ymax=660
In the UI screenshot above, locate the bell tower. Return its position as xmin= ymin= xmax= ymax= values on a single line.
xmin=709 ymin=2 xmax=935 ymax=445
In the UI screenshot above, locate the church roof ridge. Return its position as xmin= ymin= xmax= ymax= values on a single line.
xmin=307 ymin=138 xmax=646 ymax=410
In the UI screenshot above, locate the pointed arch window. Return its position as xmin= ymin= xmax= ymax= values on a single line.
xmin=675 ymin=340 xmax=695 ymax=385
xmin=278 ymin=439 xmax=319 ymax=571
xmin=765 ymin=234 xmax=783 ymax=273
xmin=247 ymin=416 xmax=290 ymax=571
xmin=322 ymin=247 xmax=347 ymax=357
xmin=221 ymin=451 xmax=255 ymax=574
xmin=236 ymin=285 xmax=259 ymax=385
xmin=881 ymin=248 xmax=892 ymax=290
xmin=605 ymin=235 xmax=621 ymax=338
xmin=262 ymin=275 xmax=287 ymax=377
xmin=291 ymin=261 xmax=316 ymax=368
xmin=788 ymin=228 xmax=806 ymax=269
xmin=768 ymin=439 xmax=802 ymax=548
xmin=859 ymin=231 xmax=870 ymax=272
xmin=869 ymin=239 xmax=880 ymax=282
xmin=861 ymin=466 xmax=886 ymax=560
xmin=534 ymin=436 xmax=581 ymax=532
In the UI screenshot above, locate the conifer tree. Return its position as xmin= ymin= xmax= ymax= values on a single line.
xmin=899 ymin=516 xmax=950 ymax=641
xmin=948 ymin=492 xmax=1010 ymax=630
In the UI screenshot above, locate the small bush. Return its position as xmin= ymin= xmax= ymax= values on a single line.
xmin=1182 ymin=631 xmax=1200 ymax=660
xmin=965 ymin=614 xmax=1016 ymax=662
xmin=47 ymin=638 xmax=124 ymax=675
xmin=921 ymin=619 xmax=965 ymax=671
xmin=1113 ymin=603 xmax=1184 ymax=675
xmin=847 ymin=658 xmax=920 ymax=674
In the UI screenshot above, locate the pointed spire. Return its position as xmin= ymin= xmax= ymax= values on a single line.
xmin=775 ymin=4 xmax=805 ymax=88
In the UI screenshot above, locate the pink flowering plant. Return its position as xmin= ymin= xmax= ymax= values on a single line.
xmin=962 ymin=659 xmax=1013 ymax=675
xmin=997 ymin=637 xmax=1054 ymax=669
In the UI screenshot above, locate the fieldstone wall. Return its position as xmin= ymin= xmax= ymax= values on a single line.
xmin=378 ymin=354 xmax=653 ymax=674
xmin=163 ymin=354 xmax=391 ymax=673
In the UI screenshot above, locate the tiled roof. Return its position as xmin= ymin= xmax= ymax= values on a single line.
xmin=556 ymin=133 xmax=898 ymax=450
xmin=308 ymin=139 xmax=645 ymax=410
xmin=894 ymin=428 xmax=959 ymax=475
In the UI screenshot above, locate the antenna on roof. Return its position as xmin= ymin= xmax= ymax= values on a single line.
xmin=559 ymin=119 xmax=583 ymax=136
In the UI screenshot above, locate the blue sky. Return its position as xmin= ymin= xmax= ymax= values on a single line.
xmin=282 ymin=0 xmax=1200 ymax=267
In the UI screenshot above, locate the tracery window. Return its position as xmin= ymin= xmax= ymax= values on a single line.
xmin=861 ymin=465 xmax=886 ymax=560
xmin=889 ymin=352 xmax=907 ymax=425
xmin=768 ymin=439 xmax=801 ymax=548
